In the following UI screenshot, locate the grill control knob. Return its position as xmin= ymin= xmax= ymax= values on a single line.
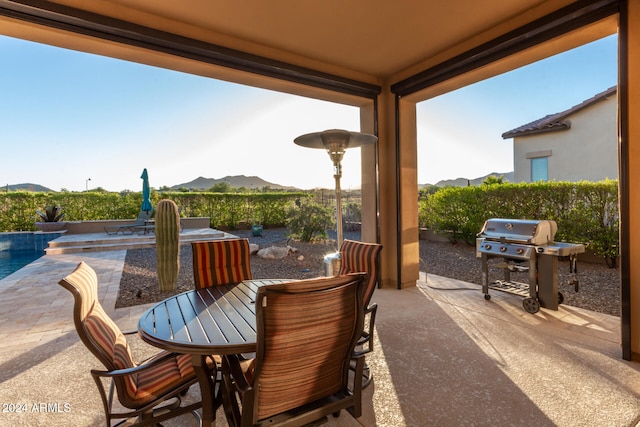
xmin=516 ymin=248 xmax=524 ymax=255
xmin=500 ymin=246 xmax=507 ymax=252
xmin=485 ymin=244 xmax=492 ymax=250
xmin=537 ymin=247 xmax=544 ymax=253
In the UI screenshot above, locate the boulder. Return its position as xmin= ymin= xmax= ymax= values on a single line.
xmin=249 ymin=243 xmax=260 ymax=255
xmin=257 ymin=245 xmax=296 ymax=260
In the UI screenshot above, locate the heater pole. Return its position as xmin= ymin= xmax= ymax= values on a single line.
xmin=334 ymin=161 xmax=343 ymax=247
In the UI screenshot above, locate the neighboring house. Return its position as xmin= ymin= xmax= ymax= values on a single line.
xmin=502 ymin=86 xmax=617 ymax=183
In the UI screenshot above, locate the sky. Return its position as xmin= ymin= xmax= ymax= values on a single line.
xmin=0 ymin=33 xmax=618 ymax=191
xmin=417 ymin=34 xmax=618 ymax=184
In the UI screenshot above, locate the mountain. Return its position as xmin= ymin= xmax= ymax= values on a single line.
xmin=10 ymin=172 xmax=512 ymax=193
xmin=171 ymin=175 xmax=299 ymax=191
xmin=423 ymin=171 xmax=514 ymax=188
xmin=5 ymin=183 xmax=54 ymax=192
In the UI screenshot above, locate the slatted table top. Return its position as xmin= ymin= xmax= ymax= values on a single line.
xmin=138 ymin=279 xmax=287 ymax=355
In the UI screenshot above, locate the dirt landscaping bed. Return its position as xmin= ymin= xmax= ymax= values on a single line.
xmin=117 ymin=228 xmax=619 ymax=316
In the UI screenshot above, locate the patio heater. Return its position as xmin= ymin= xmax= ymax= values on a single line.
xmin=294 ymin=129 xmax=377 ymax=274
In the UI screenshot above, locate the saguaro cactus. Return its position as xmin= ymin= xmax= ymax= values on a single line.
xmin=155 ymin=199 xmax=180 ymax=292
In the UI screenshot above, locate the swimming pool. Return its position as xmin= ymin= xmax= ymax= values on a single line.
xmin=0 ymin=231 xmax=64 ymax=281
xmin=0 ymin=250 xmax=44 ymax=280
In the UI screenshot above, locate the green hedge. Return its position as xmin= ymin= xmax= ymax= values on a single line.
xmin=419 ymin=180 xmax=619 ymax=265
xmin=0 ymin=191 xmax=310 ymax=232
xmin=166 ymin=192 xmax=310 ymax=229
xmin=0 ymin=191 xmax=143 ymax=231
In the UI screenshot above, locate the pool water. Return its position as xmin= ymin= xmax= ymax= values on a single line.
xmin=0 ymin=250 xmax=44 ymax=281
xmin=0 ymin=231 xmax=65 ymax=281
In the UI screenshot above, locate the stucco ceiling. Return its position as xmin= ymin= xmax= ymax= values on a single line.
xmin=45 ymin=0 xmax=559 ymax=79
xmin=0 ymin=0 xmax=616 ymax=103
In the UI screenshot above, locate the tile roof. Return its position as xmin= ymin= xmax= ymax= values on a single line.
xmin=502 ymin=85 xmax=617 ymax=139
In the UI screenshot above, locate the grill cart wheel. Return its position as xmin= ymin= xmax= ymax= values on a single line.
xmin=484 ymin=294 xmax=491 ymax=300
xmin=558 ymin=292 xmax=564 ymax=305
xmin=523 ymin=297 xmax=540 ymax=314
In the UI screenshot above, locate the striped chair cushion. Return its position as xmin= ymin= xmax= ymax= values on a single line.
xmin=338 ymin=239 xmax=382 ymax=306
xmin=84 ymin=308 xmax=135 ymax=369
xmin=121 ymin=353 xmax=220 ymax=409
xmin=192 ymin=239 xmax=253 ymax=289
xmin=59 ymin=262 xmax=137 ymax=383
xmin=84 ymin=307 xmax=138 ymax=398
xmin=129 ymin=353 xmax=195 ymax=407
xmin=253 ymin=274 xmax=364 ymax=420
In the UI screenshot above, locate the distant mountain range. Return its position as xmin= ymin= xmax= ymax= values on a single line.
xmin=8 ymin=171 xmax=514 ymax=193
xmin=171 ymin=171 xmax=515 ymax=190
xmin=424 ymin=171 xmax=514 ymax=188
xmin=171 ymin=175 xmax=299 ymax=191
xmin=5 ymin=183 xmax=54 ymax=192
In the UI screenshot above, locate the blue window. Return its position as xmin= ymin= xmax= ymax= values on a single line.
xmin=531 ymin=157 xmax=548 ymax=181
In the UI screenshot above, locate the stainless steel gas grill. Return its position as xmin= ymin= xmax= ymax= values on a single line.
xmin=476 ymin=218 xmax=585 ymax=313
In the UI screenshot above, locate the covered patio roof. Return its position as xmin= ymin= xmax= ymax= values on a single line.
xmin=0 ymin=0 xmax=618 ymax=103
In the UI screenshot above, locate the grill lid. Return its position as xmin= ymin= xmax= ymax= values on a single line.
xmin=478 ymin=218 xmax=557 ymax=245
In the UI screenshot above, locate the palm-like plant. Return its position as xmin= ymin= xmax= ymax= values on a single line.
xmin=36 ymin=205 xmax=65 ymax=222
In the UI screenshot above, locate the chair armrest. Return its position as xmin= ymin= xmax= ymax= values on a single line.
xmin=364 ymin=302 xmax=377 ymax=316
xmin=91 ymin=351 xmax=179 ymax=378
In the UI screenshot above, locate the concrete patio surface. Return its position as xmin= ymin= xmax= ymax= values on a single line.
xmin=1 ymin=238 xmax=639 ymax=426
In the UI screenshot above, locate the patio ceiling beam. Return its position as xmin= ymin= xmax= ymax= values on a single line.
xmin=0 ymin=0 xmax=381 ymax=99
xmin=391 ymin=0 xmax=620 ymax=97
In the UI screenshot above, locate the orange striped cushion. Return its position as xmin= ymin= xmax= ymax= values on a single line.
xmin=254 ymin=274 xmax=362 ymax=420
xmin=84 ymin=305 xmax=138 ymax=399
xmin=85 ymin=309 xmax=207 ymax=408
xmin=192 ymin=239 xmax=253 ymax=289
xmin=338 ymin=239 xmax=382 ymax=306
xmin=128 ymin=354 xmax=193 ymax=407
xmin=125 ymin=353 xmax=219 ymax=408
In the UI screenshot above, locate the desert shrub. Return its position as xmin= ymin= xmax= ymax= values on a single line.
xmin=285 ymin=199 xmax=334 ymax=242
xmin=419 ymin=186 xmax=485 ymax=244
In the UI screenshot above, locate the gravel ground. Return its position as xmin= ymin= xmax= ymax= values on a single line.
xmin=116 ymin=228 xmax=358 ymax=308
xmin=116 ymin=228 xmax=620 ymax=316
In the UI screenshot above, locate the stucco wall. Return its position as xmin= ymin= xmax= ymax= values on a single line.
xmin=62 ymin=217 xmax=210 ymax=234
xmin=513 ymin=95 xmax=617 ymax=182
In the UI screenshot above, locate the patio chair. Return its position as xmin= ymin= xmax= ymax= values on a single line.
xmin=58 ymin=261 xmax=214 ymax=427
xmin=133 ymin=206 xmax=185 ymax=234
xmin=338 ymin=239 xmax=383 ymax=388
xmin=104 ymin=211 xmax=152 ymax=235
xmin=192 ymin=238 xmax=253 ymax=289
xmin=221 ymin=273 xmax=367 ymax=427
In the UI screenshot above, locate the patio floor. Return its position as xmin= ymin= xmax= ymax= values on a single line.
xmin=1 ymin=236 xmax=639 ymax=426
